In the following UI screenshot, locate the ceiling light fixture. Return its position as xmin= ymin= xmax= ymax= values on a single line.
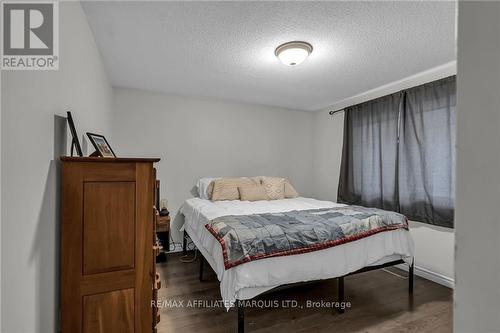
xmin=275 ymin=41 xmax=313 ymax=66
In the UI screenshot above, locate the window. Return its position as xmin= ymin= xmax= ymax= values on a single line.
xmin=338 ymin=76 xmax=456 ymax=228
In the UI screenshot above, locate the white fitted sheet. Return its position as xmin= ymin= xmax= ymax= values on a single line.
xmin=180 ymin=197 xmax=414 ymax=306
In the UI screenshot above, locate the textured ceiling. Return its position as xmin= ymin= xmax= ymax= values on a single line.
xmin=82 ymin=1 xmax=456 ymax=111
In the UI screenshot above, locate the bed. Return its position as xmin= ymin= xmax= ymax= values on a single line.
xmin=180 ymin=196 xmax=414 ymax=333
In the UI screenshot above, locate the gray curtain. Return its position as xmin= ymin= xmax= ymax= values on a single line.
xmin=399 ymin=76 xmax=456 ymax=227
xmin=338 ymin=76 xmax=455 ymax=228
xmin=338 ymin=92 xmax=403 ymax=212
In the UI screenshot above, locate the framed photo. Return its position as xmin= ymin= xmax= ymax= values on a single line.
xmin=66 ymin=111 xmax=83 ymax=157
xmin=86 ymin=132 xmax=116 ymax=158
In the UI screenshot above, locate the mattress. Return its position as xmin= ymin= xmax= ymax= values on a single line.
xmin=180 ymin=197 xmax=414 ymax=307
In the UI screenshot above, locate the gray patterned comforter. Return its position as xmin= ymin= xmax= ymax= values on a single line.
xmin=205 ymin=205 xmax=408 ymax=269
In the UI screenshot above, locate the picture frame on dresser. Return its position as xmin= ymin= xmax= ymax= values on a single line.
xmin=86 ymin=132 xmax=116 ymax=158
xmin=66 ymin=111 xmax=83 ymax=157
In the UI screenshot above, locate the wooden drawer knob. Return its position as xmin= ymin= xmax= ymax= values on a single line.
xmin=153 ymin=244 xmax=160 ymax=257
xmin=155 ymin=273 xmax=161 ymax=290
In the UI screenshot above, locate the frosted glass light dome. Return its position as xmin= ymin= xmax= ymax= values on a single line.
xmin=275 ymin=41 xmax=313 ymax=66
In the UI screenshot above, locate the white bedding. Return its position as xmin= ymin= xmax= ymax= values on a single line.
xmin=180 ymin=197 xmax=414 ymax=307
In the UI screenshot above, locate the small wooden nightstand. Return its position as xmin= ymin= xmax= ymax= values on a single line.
xmin=156 ymin=215 xmax=170 ymax=233
xmin=156 ymin=215 xmax=171 ymax=249
xmin=154 ymin=178 xmax=171 ymax=262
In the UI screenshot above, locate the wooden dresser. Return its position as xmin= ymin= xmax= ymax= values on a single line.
xmin=60 ymin=157 xmax=161 ymax=333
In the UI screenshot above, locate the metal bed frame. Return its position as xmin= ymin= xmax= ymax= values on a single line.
xmin=184 ymin=230 xmax=414 ymax=333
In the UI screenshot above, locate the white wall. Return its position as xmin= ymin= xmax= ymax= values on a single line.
xmin=112 ymin=88 xmax=314 ymax=245
xmin=1 ymin=2 xmax=113 ymax=332
xmin=312 ymin=111 xmax=345 ymax=202
xmin=312 ymin=63 xmax=457 ymax=286
xmin=455 ymin=2 xmax=500 ymax=331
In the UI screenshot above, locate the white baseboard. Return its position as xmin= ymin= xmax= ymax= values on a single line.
xmin=396 ymin=264 xmax=454 ymax=289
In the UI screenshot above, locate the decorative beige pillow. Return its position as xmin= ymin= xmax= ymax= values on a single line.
xmin=207 ymin=181 xmax=215 ymax=199
xmin=261 ymin=177 xmax=285 ymax=200
xmin=238 ymin=185 xmax=269 ymax=201
xmin=284 ymin=180 xmax=299 ymax=198
xmin=211 ymin=177 xmax=258 ymax=201
xmin=208 ymin=177 xmax=264 ymax=200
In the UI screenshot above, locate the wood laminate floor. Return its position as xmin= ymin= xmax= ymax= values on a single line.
xmin=156 ymin=252 xmax=452 ymax=333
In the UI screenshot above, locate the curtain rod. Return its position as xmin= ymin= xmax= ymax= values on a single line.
xmin=329 ymin=108 xmax=345 ymax=116
xmin=329 ymin=75 xmax=456 ymax=116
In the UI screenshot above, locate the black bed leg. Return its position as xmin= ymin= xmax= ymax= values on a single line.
xmin=199 ymin=255 xmax=204 ymax=282
xmin=183 ymin=230 xmax=187 ymax=254
xmin=337 ymin=276 xmax=345 ymax=314
xmin=409 ymin=260 xmax=414 ymax=295
xmin=199 ymin=256 xmax=204 ymax=281
xmin=237 ymin=301 xmax=245 ymax=333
